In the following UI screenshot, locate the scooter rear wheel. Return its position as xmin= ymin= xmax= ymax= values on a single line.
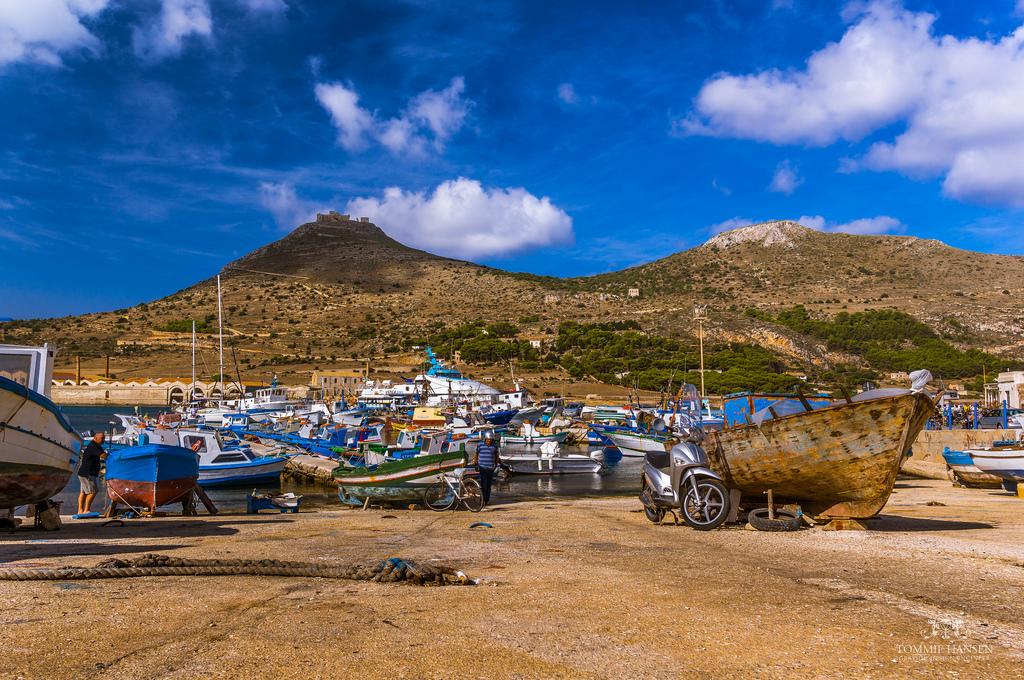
xmin=643 ymin=504 xmax=665 ymax=524
xmin=640 ymin=477 xmax=666 ymax=524
xmin=680 ymin=478 xmax=729 ymax=530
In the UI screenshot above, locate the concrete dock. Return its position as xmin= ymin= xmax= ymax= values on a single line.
xmin=1 ymin=478 xmax=1022 ymax=678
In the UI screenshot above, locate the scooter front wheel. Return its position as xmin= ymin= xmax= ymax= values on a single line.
xmin=681 ymin=478 xmax=729 ymax=530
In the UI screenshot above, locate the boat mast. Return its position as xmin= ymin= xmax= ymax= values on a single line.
xmin=217 ymin=274 xmax=224 ymax=403
xmin=191 ymin=319 xmax=196 ymax=403
xmin=694 ymin=304 xmax=708 ymax=400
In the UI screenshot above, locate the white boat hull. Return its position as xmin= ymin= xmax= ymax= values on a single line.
xmin=0 ymin=379 xmax=81 ymax=509
xmin=603 ymin=432 xmax=672 ymax=457
xmin=967 ymin=448 xmax=1024 ymax=482
xmin=503 ymin=454 xmax=603 ymax=475
xmin=198 ymin=457 xmax=288 ymax=486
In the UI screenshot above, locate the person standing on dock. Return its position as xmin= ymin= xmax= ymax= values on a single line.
xmin=76 ymin=432 xmax=107 ymax=515
xmin=476 ymin=436 xmax=500 ymax=505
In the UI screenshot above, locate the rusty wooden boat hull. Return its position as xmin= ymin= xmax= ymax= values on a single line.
xmin=707 ymin=392 xmax=934 ymax=519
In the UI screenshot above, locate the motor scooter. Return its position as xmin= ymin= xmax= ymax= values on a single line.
xmin=639 ymin=414 xmax=730 ymax=530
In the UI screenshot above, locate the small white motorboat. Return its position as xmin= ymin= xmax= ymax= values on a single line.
xmin=966 ymin=442 xmax=1024 ymax=492
xmin=501 ymin=441 xmax=604 ymax=475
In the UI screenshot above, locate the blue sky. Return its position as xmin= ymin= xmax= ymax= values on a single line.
xmin=2 ymin=0 xmax=1024 ymax=318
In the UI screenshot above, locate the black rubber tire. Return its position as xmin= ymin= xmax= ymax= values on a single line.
xmin=747 ymin=507 xmax=802 ymax=532
xmin=639 ymin=477 xmax=666 ymax=523
xmin=423 ymin=480 xmax=455 ymax=512
xmin=643 ymin=503 xmax=665 ymax=524
xmin=680 ymin=478 xmax=730 ymax=531
xmin=461 ymin=477 xmax=485 ymax=512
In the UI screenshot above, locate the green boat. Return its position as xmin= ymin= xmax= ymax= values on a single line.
xmin=333 ymin=434 xmax=468 ymax=506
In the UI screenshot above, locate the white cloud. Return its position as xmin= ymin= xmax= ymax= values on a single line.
xmin=557 ymin=83 xmax=579 ymax=105
xmin=314 ymin=82 xmax=375 ymax=151
xmin=797 ymin=214 xmax=904 ymax=235
xmin=345 ymin=178 xmax=574 ymax=259
xmin=768 ymin=161 xmax=803 ymax=194
xmin=258 ymin=182 xmax=317 ymax=230
xmin=133 ymin=0 xmax=212 ymax=60
xmin=315 ymin=77 xmax=471 ymax=155
xmin=680 ymin=1 xmax=1024 ymax=207
xmin=0 ymin=0 xmax=110 ymax=67
xmin=711 ymin=178 xmax=732 ymax=196
xmin=407 ymin=76 xmax=469 ymax=149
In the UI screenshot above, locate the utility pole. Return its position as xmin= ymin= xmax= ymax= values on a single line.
xmin=694 ymin=304 xmax=708 ymax=399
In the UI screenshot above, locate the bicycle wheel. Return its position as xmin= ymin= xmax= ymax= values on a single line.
xmin=423 ymin=479 xmax=456 ymax=512
xmin=460 ymin=477 xmax=485 ymax=512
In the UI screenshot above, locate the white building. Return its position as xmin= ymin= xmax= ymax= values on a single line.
xmin=996 ymin=371 xmax=1024 ymax=409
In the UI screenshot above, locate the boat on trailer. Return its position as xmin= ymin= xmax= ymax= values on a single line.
xmin=105 ymin=444 xmax=199 ymax=512
xmin=0 ymin=344 xmax=81 ymax=513
xmin=707 ymin=374 xmax=936 ymax=520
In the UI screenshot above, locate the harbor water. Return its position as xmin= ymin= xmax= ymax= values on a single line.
xmin=57 ymin=406 xmax=644 ymax=512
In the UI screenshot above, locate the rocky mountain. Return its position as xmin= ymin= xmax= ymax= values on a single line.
xmin=3 ymin=216 xmax=1023 ymax=386
xmin=224 ymin=212 xmax=466 ymax=289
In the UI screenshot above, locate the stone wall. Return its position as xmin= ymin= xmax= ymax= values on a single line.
xmin=52 ymin=384 xmax=172 ymax=406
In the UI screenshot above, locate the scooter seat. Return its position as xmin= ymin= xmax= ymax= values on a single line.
xmin=646 ymin=451 xmax=671 ymax=469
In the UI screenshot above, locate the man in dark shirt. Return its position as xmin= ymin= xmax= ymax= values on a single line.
xmin=77 ymin=432 xmax=106 ymax=515
xmin=475 ymin=436 xmax=500 ymax=506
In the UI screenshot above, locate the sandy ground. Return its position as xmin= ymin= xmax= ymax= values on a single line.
xmin=1 ymin=478 xmax=1022 ymax=679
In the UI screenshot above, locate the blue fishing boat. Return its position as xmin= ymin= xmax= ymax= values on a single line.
xmin=481 ymin=408 xmax=518 ymax=426
xmin=105 ymin=444 xmax=199 ymax=511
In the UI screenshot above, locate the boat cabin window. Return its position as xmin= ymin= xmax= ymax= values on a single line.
xmin=211 ymin=453 xmax=249 ymax=464
xmin=183 ymin=435 xmax=207 ymax=453
xmin=0 ymin=354 xmax=32 ymax=387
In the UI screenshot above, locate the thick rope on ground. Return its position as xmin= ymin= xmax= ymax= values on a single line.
xmin=0 ymin=554 xmax=471 ymax=586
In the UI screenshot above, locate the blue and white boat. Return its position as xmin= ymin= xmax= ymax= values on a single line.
xmin=0 ymin=344 xmax=81 ymax=512
xmin=141 ymin=427 xmax=288 ymax=487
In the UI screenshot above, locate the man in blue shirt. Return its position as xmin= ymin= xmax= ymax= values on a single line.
xmin=475 ymin=435 xmax=500 ymax=505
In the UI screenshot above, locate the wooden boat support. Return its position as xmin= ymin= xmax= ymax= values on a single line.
xmin=707 ymin=391 xmax=936 ymax=520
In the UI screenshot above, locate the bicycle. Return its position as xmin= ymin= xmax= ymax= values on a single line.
xmin=423 ymin=467 xmax=484 ymax=512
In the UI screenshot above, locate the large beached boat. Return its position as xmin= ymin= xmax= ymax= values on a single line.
xmin=0 ymin=344 xmax=81 ymax=512
xmin=707 ymin=378 xmax=936 ymax=520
